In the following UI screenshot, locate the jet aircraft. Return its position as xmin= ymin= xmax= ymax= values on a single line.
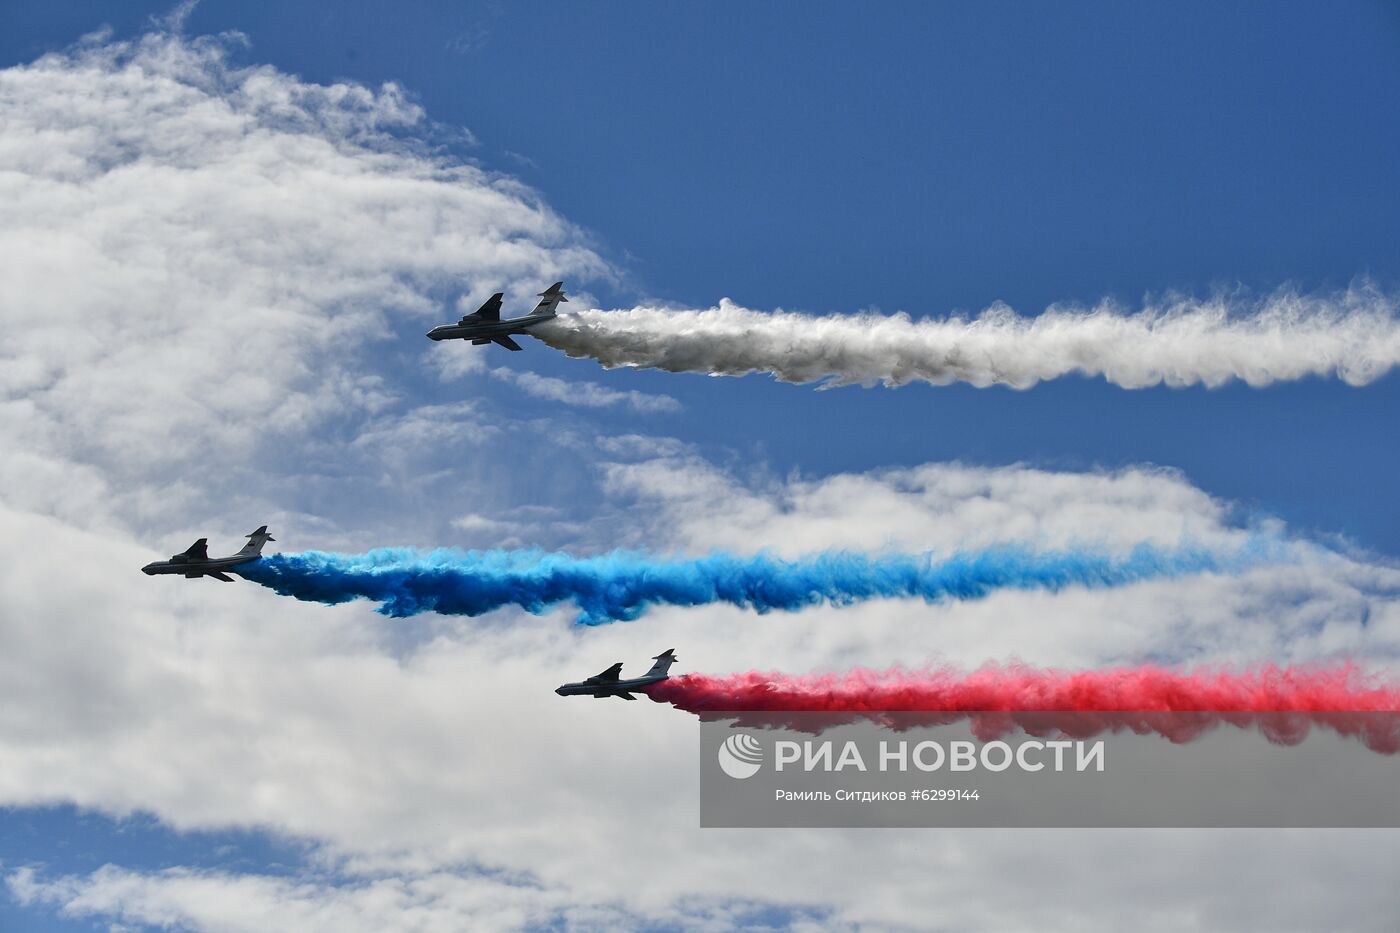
xmin=555 ymin=649 xmax=679 ymax=700
xmin=426 ymin=282 xmax=568 ymax=351
xmin=141 ymin=526 xmax=275 ymax=581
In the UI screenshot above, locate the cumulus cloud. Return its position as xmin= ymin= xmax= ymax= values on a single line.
xmin=0 ymin=25 xmax=608 ymax=531
xmin=489 ymin=367 xmax=681 ymax=413
xmin=6 ymin=865 xmax=814 ymax=933
xmin=3 ymin=458 xmax=1400 ymax=930
xmin=534 ymin=287 xmax=1400 ymax=389
xmin=603 ymin=457 xmax=1253 ymax=555
xmin=11 ymin=831 xmax=1400 ymax=933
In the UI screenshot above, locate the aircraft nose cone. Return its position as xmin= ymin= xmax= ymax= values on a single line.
xmin=554 ymin=686 xmax=567 ymax=696
xmin=141 ymin=565 xmax=156 ymax=575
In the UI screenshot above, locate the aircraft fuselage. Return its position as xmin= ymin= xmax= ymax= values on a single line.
xmin=140 ymin=553 xmax=262 ymax=578
xmin=425 ymin=314 xmax=553 ymax=342
xmin=554 ymin=672 xmax=669 ymax=699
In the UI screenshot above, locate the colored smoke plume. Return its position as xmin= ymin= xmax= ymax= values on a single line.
xmin=645 ymin=664 xmax=1400 ymax=752
xmin=238 ymin=541 xmax=1270 ymax=623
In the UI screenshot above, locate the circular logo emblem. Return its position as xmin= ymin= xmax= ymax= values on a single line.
xmin=717 ymin=732 xmax=763 ymax=779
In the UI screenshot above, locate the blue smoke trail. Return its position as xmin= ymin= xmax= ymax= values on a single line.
xmin=236 ymin=541 xmax=1282 ymax=624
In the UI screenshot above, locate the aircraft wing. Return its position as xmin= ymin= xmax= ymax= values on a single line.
xmin=207 ymin=571 xmax=235 ymax=582
xmin=459 ymin=293 xmax=503 ymax=324
xmin=587 ymin=662 xmax=624 ymax=684
xmin=181 ymin=538 xmax=209 ymax=561
xmin=492 ymin=335 xmax=523 ymax=351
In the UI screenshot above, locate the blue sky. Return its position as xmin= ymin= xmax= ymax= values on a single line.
xmin=2 ymin=3 xmax=1399 ymax=930
xmin=0 ymin=808 xmax=310 ymax=932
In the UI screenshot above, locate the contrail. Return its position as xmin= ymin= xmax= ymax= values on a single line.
xmin=236 ymin=541 xmax=1273 ymax=624
xmin=532 ymin=286 xmax=1400 ymax=389
xmin=644 ymin=664 xmax=1400 ymax=751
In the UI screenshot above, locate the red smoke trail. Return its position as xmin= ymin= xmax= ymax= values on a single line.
xmin=644 ymin=664 xmax=1400 ymax=752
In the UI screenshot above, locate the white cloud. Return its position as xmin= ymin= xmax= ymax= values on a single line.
xmin=0 ymin=26 xmax=609 ymax=532
xmin=604 ymin=456 xmax=1250 ymax=555
xmin=450 ymin=513 xmax=512 ymax=534
xmin=11 ymin=831 xmax=1400 ymax=933
xmin=490 ymin=367 xmax=682 ymax=413
xmin=425 ymin=344 xmax=489 ymax=381
xmin=2 ymin=461 xmax=1399 ymax=931
xmin=6 ymin=865 xmax=826 ymax=933
xmin=448 ymin=509 xmax=587 ymax=550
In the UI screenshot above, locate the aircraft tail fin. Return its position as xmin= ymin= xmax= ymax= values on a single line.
xmin=239 ymin=525 xmax=276 ymax=556
xmin=645 ymin=649 xmax=678 ymax=678
xmin=530 ymin=282 xmax=568 ymax=317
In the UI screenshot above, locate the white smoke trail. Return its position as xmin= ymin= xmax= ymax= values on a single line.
xmin=533 ymin=286 xmax=1400 ymax=389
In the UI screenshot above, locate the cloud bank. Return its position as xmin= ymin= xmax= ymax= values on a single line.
xmin=489 ymin=367 xmax=681 ymax=413
xmin=0 ymin=25 xmax=609 ymax=532
xmin=534 ymin=288 xmax=1400 ymax=389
